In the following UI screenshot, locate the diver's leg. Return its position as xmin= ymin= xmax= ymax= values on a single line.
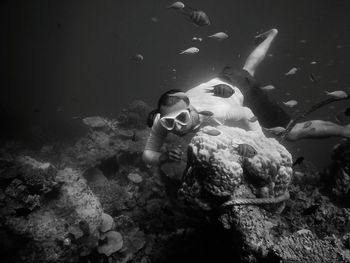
xmin=285 ymin=120 xmax=350 ymax=141
xmin=243 ymin=29 xmax=278 ymax=76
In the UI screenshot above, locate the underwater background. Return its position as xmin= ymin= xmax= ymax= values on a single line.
xmin=2 ymin=1 xmax=350 ymax=263
xmin=1 ymin=0 xmax=350 ymax=169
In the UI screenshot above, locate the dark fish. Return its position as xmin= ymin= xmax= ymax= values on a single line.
xmin=345 ymin=108 xmax=350 ymax=116
xmin=235 ymin=144 xmax=257 ymax=158
xmin=309 ymin=73 xmax=318 ymax=83
xmin=292 ymin=156 xmax=304 ymax=167
xmin=203 ymin=129 xmax=221 ymax=136
xmin=208 ymin=84 xmax=234 ymax=98
xmin=130 ymin=54 xmax=143 ymax=62
xmin=248 ymin=116 xmax=258 ymax=122
xmin=198 ymin=110 xmax=214 ymax=116
xmin=187 ymin=10 xmax=211 ymax=27
xmin=132 ymin=131 xmax=136 ymax=141
xmin=303 ymin=121 xmax=312 ymax=128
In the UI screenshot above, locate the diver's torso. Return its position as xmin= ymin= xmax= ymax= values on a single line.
xmin=185 ymin=78 xmax=244 ymax=124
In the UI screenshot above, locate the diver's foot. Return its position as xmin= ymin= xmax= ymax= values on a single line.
xmin=254 ymin=28 xmax=279 ymax=45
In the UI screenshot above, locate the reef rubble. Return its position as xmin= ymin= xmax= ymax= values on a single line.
xmin=1 ymin=100 xmax=350 ymax=263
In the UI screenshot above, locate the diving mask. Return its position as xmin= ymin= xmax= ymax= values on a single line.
xmin=159 ymin=109 xmax=191 ymax=131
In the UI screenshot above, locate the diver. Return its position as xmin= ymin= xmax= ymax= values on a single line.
xmin=143 ymin=28 xmax=290 ymax=166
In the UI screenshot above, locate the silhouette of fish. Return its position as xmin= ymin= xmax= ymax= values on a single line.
xmin=167 ymin=1 xmax=185 ymax=9
xmin=179 ymin=47 xmax=199 ymax=55
xmin=130 ymin=54 xmax=144 ymax=62
xmin=293 ymin=156 xmax=304 ymax=167
xmin=324 ymin=90 xmax=348 ymax=99
xmin=208 ymin=84 xmax=235 ymax=98
xmin=282 ymin=100 xmax=298 ymax=108
xmin=203 ymin=129 xmax=221 ymax=136
xmin=231 ymin=143 xmax=257 ymax=158
xmin=198 ymin=110 xmax=214 ymax=116
xmin=181 ymin=8 xmax=210 ymax=27
xmin=249 ymin=116 xmax=258 ymax=122
xmin=208 ymin=32 xmax=228 ymax=41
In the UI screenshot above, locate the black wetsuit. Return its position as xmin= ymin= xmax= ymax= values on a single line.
xmin=217 ymin=66 xmax=291 ymax=128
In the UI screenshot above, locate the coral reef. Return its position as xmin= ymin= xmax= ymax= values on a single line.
xmin=179 ymin=126 xmax=350 ymax=262
xmin=0 ymin=157 xmax=103 ymax=263
xmin=2 ymin=102 xmax=350 ymax=263
xmin=117 ymin=100 xmax=152 ymax=130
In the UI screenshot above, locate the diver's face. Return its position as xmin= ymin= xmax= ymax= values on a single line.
xmin=160 ymin=100 xmax=193 ymax=136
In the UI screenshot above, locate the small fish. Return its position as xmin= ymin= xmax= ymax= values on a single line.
xmin=151 ymin=17 xmax=158 ymax=23
xmin=198 ymin=110 xmax=214 ymax=116
xmin=294 ymin=171 xmax=304 ymax=176
xmin=324 ymin=90 xmax=348 ymax=99
xmin=299 ymin=39 xmax=307 ymax=44
xmin=297 ymin=229 xmax=312 ymax=235
xmin=179 ymin=47 xmax=199 ymax=55
xmin=285 ymin=67 xmax=299 ymax=76
xmin=264 ymin=126 xmax=286 ymax=135
xmin=260 ymin=85 xmax=275 ymax=91
xmin=130 ymin=54 xmax=143 ymax=62
xmin=293 ymin=156 xmax=304 ymax=166
xmin=188 ymin=10 xmax=211 ymax=27
xmin=192 ymin=37 xmax=203 ymax=42
xmin=203 ymin=129 xmax=221 ymax=136
xmin=310 ymin=61 xmax=317 ymax=65
xmin=282 ymin=100 xmax=298 ymax=108
xmin=167 ymin=1 xmax=185 ymax=9
xmin=248 ymin=116 xmax=258 ymax=122
xmin=210 ymin=84 xmax=235 ymax=98
xmin=56 ymin=107 xmax=63 ymax=113
xmin=309 ymin=73 xmax=318 ymax=83
xmin=208 ymin=32 xmax=228 ymax=41
xmin=172 ymin=68 xmax=177 ymax=72
xmin=234 ymin=143 xmax=257 ymax=158
xmin=303 ymin=121 xmax=312 ymax=128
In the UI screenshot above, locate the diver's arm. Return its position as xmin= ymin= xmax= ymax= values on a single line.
xmin=143 ymin=115 xmax=169 ymax=165
xmin=283 ymin=120 xmax=350 ymax=141
xmin=142 ymin=150 xmax=163 ymax=165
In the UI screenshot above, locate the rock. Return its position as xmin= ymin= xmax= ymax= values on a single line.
xmin=117 ymin=100 xmax=152 ymax=129
xmin=179 ymin=126 xmax=292 ymax=212
xmin=82 ymin=167 xmax=108 ymax=186
xmin=178 ymin=126 xmax=350 ymax=262
xmin=0 ymin=157 xmax=103 ymax=262
xmin=100 ymin=213 xmax=114 ymax=233
xmin=83 ymin=116 xmax=107 ymax=128
xmin=128 ymin=172 xmax=143 ymax=184
xmin=97 ymin=231 xmax=123 ymax=256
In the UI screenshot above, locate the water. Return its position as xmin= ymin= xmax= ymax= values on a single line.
xmin=1 ymin=0 xmax=350 ymax=168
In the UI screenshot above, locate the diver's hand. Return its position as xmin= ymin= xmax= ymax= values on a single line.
xmin=159 ymin=147 xmax=183 ymax=164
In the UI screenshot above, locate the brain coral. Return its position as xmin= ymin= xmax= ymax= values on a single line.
xmin=179 ymin=126 xmax=293 ymax=211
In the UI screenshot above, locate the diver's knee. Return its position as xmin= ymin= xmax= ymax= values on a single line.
xmin=271 ymin=28 xmax=278 ymax=35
